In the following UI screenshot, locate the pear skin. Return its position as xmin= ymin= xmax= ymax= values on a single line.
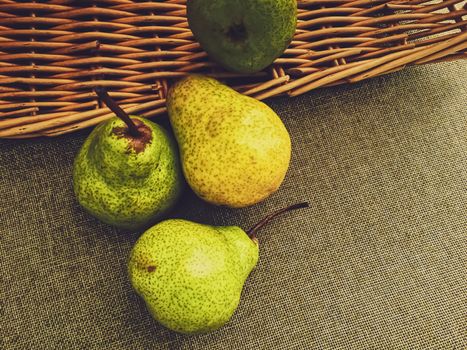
xmin=73 ymin=90 xmax=183 ymax=230
xmin=187 ymin=0 xmax=297 ymax=73
xmin=128 ymin=203 xmax=308 ymax=334
xmin=167 ymin=75 xmax=291 ymax=208
xmin=128 ymin=219 xmax=259 ymax=334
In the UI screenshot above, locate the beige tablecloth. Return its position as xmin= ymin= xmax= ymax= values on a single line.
xmin=1 ymin=61 xmax=466 ymax=349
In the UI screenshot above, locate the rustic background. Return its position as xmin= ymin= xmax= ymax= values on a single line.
xmin=0 ymin=0 xmax=466 ymax=137
xmin=1 ymin=61 xmax=466 ymax=349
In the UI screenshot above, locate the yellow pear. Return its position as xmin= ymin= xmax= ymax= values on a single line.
xmin=167 ymin=75 xmax=291 ymax=208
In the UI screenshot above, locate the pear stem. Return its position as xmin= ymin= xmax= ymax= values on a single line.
xmin=95 ymin=87 xmax=140 ymax=137
xmin=247 ymin=202 xmax=309 ymax=241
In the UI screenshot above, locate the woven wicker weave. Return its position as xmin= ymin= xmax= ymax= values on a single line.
xmin=0 ymin=0 xmax=465 ymax=138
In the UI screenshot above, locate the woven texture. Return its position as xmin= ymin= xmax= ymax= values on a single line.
xmin=1 ymin=62 xmax=466 ymax=349
xmin=0 ymin=0 xmax=466 ymax=138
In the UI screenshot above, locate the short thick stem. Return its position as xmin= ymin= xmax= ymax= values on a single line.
xmin=247 ymin=202 xmax=309 ymax=241
xmin=95 ymin=87 xmax=140 ymax=137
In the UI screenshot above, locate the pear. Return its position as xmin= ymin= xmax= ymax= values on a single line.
xmin=167 ymin=75 xmax=291 ymax=208
xmin=73 ymin=89 xmax=183 ymax=230
xmin=187 ymin=0 xmax=297 ymax=73
xmin=128 ymin=202 xmax=308 ymax=334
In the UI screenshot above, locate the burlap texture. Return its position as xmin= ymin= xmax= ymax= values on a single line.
xmin=1 ymin=61 xmax=466 ymax=349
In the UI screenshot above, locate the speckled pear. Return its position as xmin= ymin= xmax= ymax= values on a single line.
xmin=167 ymin=75 xmax=291 ymax=208
xmin=129 ymin=220 xmax=258 ymax=334
xmin=73 ymin=90 xmax=183 ymax=230
xmin=128 ymin=203 xmax=308 ymax=334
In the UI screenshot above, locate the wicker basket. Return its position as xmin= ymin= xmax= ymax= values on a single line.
xmin=0 ymin=0 xmax=465 ymax=139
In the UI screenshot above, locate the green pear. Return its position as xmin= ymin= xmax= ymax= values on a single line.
xmin=73 ymin=89 xmax=183 ymax=230
xmin=187 ymin=0 xmax=297 ymax=73
xmin=128 ymin=202 xmax=308 ymax=334
xmin=167 ymin=75 xmax=291 ymax=208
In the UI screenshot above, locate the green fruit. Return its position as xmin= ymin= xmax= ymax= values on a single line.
xmin=73 ymin=90 xmax=183 ymax=230
xmin=187 ymin=0 xmax=297 ymax=73
xmin=129 ymin=220 xmax=258 ymax=334
xmin=128 ymin=203 xmax=308 ymax=334
xmin=167 ymin=75 xmax=291 ymax=208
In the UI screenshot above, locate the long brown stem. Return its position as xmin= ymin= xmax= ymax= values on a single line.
xmin=247 ymin=202 xmax=309 ymax=241
xmin=95 ymin=87 xmax=140 ymax=137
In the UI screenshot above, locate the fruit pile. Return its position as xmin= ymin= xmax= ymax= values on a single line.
xmin=72 ymin=0 xmax=304 ymax=335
